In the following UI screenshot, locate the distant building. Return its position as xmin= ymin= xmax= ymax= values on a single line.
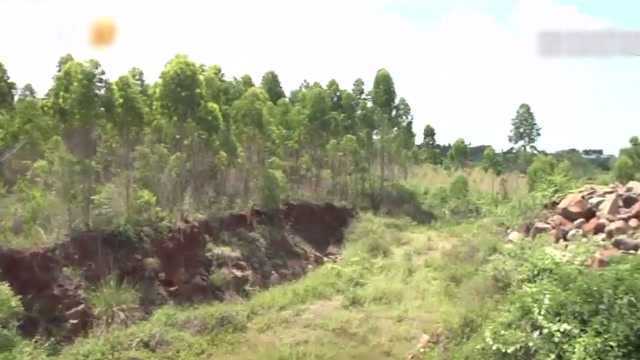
xmin=582 ymin=149 xmax=604 ymax=159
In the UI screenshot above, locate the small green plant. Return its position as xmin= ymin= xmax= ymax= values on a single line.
xmin=0 ymin=282 xmax=23 ymax=329
xmin=87 ymin=276 xmax=140 ymax=331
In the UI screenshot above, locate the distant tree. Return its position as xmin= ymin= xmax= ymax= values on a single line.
xmin=509 ymin=103 xmax=541 ymax=152
xmin=352 ymin=78 xmax=365 ymax=99
xmin=232 ymin=87 xmax=273 ymax=199
xmin=241 ymin=74 xmax=255 ymax=89
xmin=420 ymin=124 xmax=441 ymax=165
xmin=482 ymin=146 xmax=503 ymax=175
xmin=372 ymin=69 xmax=396 ymax=191
xmin=447 ymin=138 xmax=469 ymax=169
xmin=18 ymin=84 xmax=36 ymax=101
xmin=157 ymin=54 xmax=202 ymax=127
xmin=422 ymin=124 xmax=436 ymax=147
xmin=372 ymin=69 xmax=396 ymax=114
xmin=0 ymin=62 xmax=16 ymax=112
xmin=261 ymin=71 xmax=286 ymax=104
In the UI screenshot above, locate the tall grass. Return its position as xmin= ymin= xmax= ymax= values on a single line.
xmin=407 ymin=164 xmax=527 ymax=199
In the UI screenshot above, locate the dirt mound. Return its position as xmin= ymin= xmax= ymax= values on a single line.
xmin=0 ymin=202 xmax=355 ymax=341
xmin=0 ymin=248 xmax=92 ymax=340
xmin=282 ymin=202 xmax=355 ymax=253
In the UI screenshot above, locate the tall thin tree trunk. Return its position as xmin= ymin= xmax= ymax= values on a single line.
xmin=124 ymin=130 xmax=131 ymax=220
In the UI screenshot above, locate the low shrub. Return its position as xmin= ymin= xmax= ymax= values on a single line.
xmin=380 ymin=183 xmax=435 ymax=224
xmin=87 ymin=276 xmax=140 ymax=331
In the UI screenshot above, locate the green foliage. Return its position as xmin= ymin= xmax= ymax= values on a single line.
xmin=527 ymin=154 xmax=575 ymax=196
xmin=480 ymin=254 xmax=640 ymax=360
xmin=614 ymin=154 xmax=636 ymax=183
xmin=260 ymin=71 xmax=286 ymax=104
xmin=260 ymin=166 xmax=287 ymax=210
xmin=156 ymin=54 xmax=202 ymax=124
xmin=482 ymin=146 xmax=503 ymax=175
xmin=0 ymin=283 xmax=22 ymax=329
xmin=87 ymin=276 xmax=139 ymax=330
xmin=0 ymin=282 xmax=46 ymax=359
xmin=447 ymin=138 xmax=469 ymax=169
xmin=93 ymin=182 xmax=166 ymax=228
xmin=449 ymin=175 xmax=469 ymax=200
xmin=372 ymin=69 xmax=396 ymax=115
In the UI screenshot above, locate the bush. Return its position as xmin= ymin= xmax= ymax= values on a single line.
xmin=449 ymin=175 xmax=469 ymax=199
xmin=0 ymin=282 xmax=46 ymax=358
xmin=614 ymin=155 xmax=636 ymax=183
xmin=482 ymin=257 xmax=640 ymax=359
xmin=527 ymin=155 xmax=575 ymax=197
xmin=424 ymin=180 xmax=481 ymax=221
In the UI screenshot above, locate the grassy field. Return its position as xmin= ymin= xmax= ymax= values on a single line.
xmin=54 ymin=212 xmax=511 ymax=360
xmin=407 ymin=164 xmax=528 ymax=199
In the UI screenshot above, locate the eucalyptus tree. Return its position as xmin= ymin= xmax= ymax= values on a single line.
xmin=231 ymin=87 xmax=273 ymax=200
xmin=112 ymin=72 xmax=147 ymax=215
xmin=47 ymin=57 xmax=110 ymax=229
xmin=261 ymin=71 xmax=286 ymax=104
xmin=372 ymin=68 xmax=397 ymax=191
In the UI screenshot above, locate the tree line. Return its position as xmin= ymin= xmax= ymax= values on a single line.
xmin=0 ymin=55 xmax=418 ymax=231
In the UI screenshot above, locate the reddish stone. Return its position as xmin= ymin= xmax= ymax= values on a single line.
xmin=625 ymin=181 xmax=640 ymax=194
xmin=549 ymin=215 xmax=574 ymax=229
xmin=598 ymin=194 xmax=620 ymax=218
xmin=530 ymin=222 xmax=552 ymax=239
xmin=606 ymin=220 xmax=630 ymax=238
xmin=612 ymin=237 xmax=640 ymax=252
xmin=629 ymin=202 xmax=640 ymax=219
xmin=583 ymin=217 xmax=607 ymax=235
xmin=558 ymin=193 xmax=595 ymax=221
xmin=622 ymin=194 xmax=639 ymax=208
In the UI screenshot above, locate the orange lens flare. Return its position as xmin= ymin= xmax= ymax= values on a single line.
xmin=90 ymin=17 xmax=117 ymax=48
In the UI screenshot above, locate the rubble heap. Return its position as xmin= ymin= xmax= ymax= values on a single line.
xmin=514 ymin=181 xmax=640 ymax=267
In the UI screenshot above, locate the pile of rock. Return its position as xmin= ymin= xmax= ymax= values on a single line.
xmin=507 ymin=181 xmax=640 ymax=266
xmin=531 ymin=181 xmax=640 ymax=241
xmin=511 ymin=182 xmax=640 ymax=262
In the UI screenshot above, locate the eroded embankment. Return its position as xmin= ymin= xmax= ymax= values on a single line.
xmin=0 ymin=202 xmax=355 ymax=341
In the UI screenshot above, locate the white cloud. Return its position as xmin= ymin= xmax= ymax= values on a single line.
xmin=0 ymin=0 xmax=636 ymax=153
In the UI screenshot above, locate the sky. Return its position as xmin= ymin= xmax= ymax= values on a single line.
xmin=1 ymin=0 xmax=639 ymax=154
